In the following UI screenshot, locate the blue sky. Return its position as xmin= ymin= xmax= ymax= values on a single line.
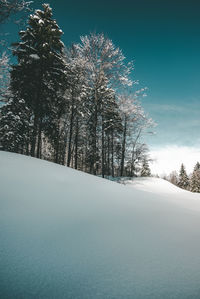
xmin=3 ymin=0 xmax=200 ymax=173
xmin=31 ymin=0 xmax=200 ymax=148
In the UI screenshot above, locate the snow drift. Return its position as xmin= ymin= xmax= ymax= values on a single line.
xmin=1 ymin=151 xmax=200 ymax=298
xmin=122 ymin=176 xmax=187 ymax=194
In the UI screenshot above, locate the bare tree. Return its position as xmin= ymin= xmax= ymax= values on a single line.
xmin=0 ymin=51 xmax=9 ymax=99
xmin=75 ymin=33 xmax=133 ymax=174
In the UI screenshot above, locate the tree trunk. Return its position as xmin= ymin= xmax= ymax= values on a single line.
xmin=54 ymin=136 xmax=60 ymax=164
xmin=120 ymin=116 xmax=127 ymax=177
xmin=91 ymin=103 xmax=98 ymax=175
xmin=111 ymin=130 xmax=114 ymax=177
xmin=130 ymin=129 xmax=141 ymax=176
xmin=101 ymin=116 xmax=105 ymax=178
xmin=31 ymin=113 xmax=39 ymax=157
xmin=61 ymin=136 xmax=67 ymax=165
xmin=36 ymin=119 xmax=42 ymax=159
xmin=74 ymin=117 xmax=79 ymax=169
xmin=67 ymin=93 xmax=75 ymax=167
xmin=31 ymin=72 xmax=43 ymax=158
xmin=107 ymin=135 xmax=110 ymax=176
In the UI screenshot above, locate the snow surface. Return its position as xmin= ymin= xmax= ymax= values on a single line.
xmin=29 ymin=54 xmax=40 ymax=60
xmin=1 ymin=151 xmax=200 ymax=298
xmin=123 ymin=177 xmax=186 ymax=194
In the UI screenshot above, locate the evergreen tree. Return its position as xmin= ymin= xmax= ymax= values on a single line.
xmin=11 ymin=3 xmax=67 ymax=157
xmin=0 ymin=93 xmax=31 ymax=153
xmin=190 ymin=162 xmax=200 ymax=193
xmin=140 ymin=158 xmax=151 ymax=177
xmin=194 ymin=161 xmax=200 ymax=171
xmin=178 ymin=163 xmax=189 ymax=190
xmin=0 ymin=0 xmax=30 ymax=24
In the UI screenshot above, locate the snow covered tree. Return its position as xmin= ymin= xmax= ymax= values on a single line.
xmin=55 ymin=32 xmax=154 ymax=177
xmin=0 ymin=0 xmax=30 ymax=24
xmin=0 ymin=52 xmax=10 ymax=100
xmin=103 ymin=94 xmax=122 ymax=177
xmin=127 ymin=142 xmax=149 ymax=177
xmin=0 ymin=93 xmax=31 ymax=153
xmin=178 ymin=163 xmax=189 ymax=190
xmin=75 ymin=33 xmax=133 ymax=89
xmin=140 ymin=157 xmax=151 ymax=177
xmin=11 ymin=3 xmax=67 ymax=158
xmin=117 ymin=92 xmax=153 ymax=177
xmin=75 ymin=33 xmax=132 ymax=174
xmin=97 ymin=71 xmax=116 ymax=177
xmin=0 ymin=0 xmax=31 ymax=110
xmin=190 ymin=162 xmax=200 ymax=193
xmin=0 ymin=10 xmax=155 ymax=175
xmin=62 ymin=44 xmax=89 ymax=167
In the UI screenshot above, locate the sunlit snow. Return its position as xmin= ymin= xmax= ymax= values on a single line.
xmin=1 ymin=151 xmax=200 ymax=298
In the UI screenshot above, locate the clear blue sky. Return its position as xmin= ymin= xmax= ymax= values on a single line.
xmin=3 ymin=0 xmax=200 ymax=150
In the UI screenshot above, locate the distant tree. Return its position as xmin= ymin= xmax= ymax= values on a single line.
xmin=178 ymin=163 xmax=189 ymax=190
xmin=128 ymin=143 xmax=149 ymax=176
xmin=140 ymin=158 xmax=151 ymax=177
xmin=169 ymin=170 xmax=178 ymax=186
xmin=118 ymin=93 xmax=154 ymax=177
xmin=190 ymin=162 xmax=200 ymax=193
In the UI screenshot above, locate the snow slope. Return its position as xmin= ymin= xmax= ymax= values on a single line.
xmin=123 ymin=177 xmax=186 ymax=194
xmin=1 ymin=151 xmax=200 ymax=299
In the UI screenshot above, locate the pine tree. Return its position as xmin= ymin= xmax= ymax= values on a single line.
xmin=178 ymin=163 xmax=189 ymax=190
xmin=11 ymin=3 xmax=67 ymax=158
xmin=140 ymin=158 xmax=151 ymax=177
xmin=190 ymin=162 xmax=200 ymax=193
xmin=0 ymin=0 xmax=30 ymax=24
xmin=0 ymin=93 xmax=31 ymax=153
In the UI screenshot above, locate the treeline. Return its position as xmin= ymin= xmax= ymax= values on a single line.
xmin=0 ymin=3 xmax=154 ymax=177
xmin=167 ymin=162 xmax=200 ymax=193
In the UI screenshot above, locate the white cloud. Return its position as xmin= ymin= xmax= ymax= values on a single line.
xmin=149 ymin=145 xmax=200 ymax=176
xmin=145 ymin=103 xmax=187 ymax=113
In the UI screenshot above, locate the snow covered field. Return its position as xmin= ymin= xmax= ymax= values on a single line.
xmin=1 ymin=151 xmax=200 ymax=298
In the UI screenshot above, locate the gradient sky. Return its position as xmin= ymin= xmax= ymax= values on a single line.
xmin=3 ymin=0 xmax=200 ymax=174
